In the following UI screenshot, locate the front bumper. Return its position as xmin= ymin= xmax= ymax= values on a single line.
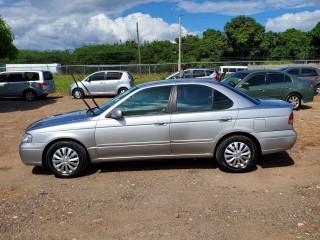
xmin=19 ymin=142 xmax=46 ymax=166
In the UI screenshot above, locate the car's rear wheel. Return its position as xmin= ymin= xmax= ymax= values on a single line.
xmin=314 ymin=84 xmax=320 ymax=95
xmin=286 ymin=93 xmax=301 ymax=110
xmin=24 ymin=90 xmax=37 ymax=101
xmin=46 ymin=141 xmax=89 ymax=178
xmin=73 ymin=88 xmax=84 ymax=99
xmin=118 ymin=87 xmax=128 ymax=95
xmin=216 ymin=135 xmax=257 ymax=173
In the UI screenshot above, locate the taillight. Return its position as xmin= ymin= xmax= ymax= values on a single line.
xmin=289 ymin=112 xmax=294 ymax=124
xmin=310 ymin=80 xmax=314 ymax=88
xmin=216 ymin=74 xmax=221 ymax=81
xmin=39 ymin=82 xmax=47 ymax=86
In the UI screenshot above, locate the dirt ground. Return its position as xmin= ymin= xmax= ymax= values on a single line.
xmin=0 ymin=94 xmax=319 ymax=240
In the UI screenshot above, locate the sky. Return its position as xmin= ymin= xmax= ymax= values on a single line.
xmin=0 ymin=0 xmax=320 ymax=50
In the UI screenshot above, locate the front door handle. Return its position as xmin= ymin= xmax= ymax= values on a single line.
xmin=219 ymin=117 xmax=232 ymax=122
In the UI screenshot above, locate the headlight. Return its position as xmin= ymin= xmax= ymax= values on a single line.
xmin=22 ymin=133 xmax=32 ymax=143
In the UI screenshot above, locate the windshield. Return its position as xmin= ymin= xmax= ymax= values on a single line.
xmin=221 ymin=72 xmax=249 ymax=87
xmin=92 ymin=86 xmax=138 ymax=115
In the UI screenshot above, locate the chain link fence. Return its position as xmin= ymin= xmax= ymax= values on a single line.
xmin=1 ymin=60 xmax=320 ymax=75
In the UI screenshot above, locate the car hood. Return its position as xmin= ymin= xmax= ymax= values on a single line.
xmin=26 ymin=109 xmax=92 ymax=131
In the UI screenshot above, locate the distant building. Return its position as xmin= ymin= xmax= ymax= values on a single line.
xmin=1 ymin=63 xmax=61 ymax=74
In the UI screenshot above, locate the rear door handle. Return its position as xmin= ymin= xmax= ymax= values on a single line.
xmin=219 ymin=117 xmax=232 ymax=122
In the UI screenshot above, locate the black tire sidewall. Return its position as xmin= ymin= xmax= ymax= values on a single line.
xmin=286 ymin=93 xmax=301 ymax=110
xmin=216 ymin=135 xmax=257 ymax=173
xmin=118 ymin=88 xmax=127 ymax=95
xmin=73 ymin=88 xmax=84 ymax=99
xmin=46 ymin=141 xmax=88 ymax=178
xmin=24 ymin=90 xmax=37 ymax=101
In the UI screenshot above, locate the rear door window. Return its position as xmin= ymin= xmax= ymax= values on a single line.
xmin=176 ymin=85 xmax=213 ymax=112
xmin=106 ymin=72 xmax=123 ymax=80
xmin=267 ymin=73 xmax=285 ymax=84
xmin=192 ymin=70 xmax=206 ymax=78
xmin=25 ymin=72 xmax=39 ymax=81
xmin=301 ymin=68 xmax=318 ymax=77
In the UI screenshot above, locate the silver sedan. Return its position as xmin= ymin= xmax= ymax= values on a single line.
xmin=20 ymin=79 xmax=297 ymax=178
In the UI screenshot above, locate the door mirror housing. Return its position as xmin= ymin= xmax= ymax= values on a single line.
xmin=110 ymin=108 xmax=123 ymax=119
xmin=240 ymin=82 xmax=249 ymax=88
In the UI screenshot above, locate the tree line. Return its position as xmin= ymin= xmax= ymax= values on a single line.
xmin=1 ymin=16 xmax=320 ymax=65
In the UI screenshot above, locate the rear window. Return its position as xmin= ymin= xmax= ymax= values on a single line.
xmin=106 ymin=72 xmax=123 ymax=80
xmin=43 ymin=71 xmax=53 ymax=80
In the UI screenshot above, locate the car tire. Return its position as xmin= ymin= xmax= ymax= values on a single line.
xmin=24 ymin=90 xmax=37 ymax=101
xmin=73 ymin=88 xmax=84 ymax=99
xmin=216 ymin=135 xmax=257 ymax=173
xmin=118 ymin=87 xmax=128 ymax=95
xmin=46 ymin=141 xmax=89 ymax=178
xmin=286 ymin=93 xmax=301 ymax=110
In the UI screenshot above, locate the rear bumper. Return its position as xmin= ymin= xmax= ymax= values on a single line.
xmin=256 ymin=130 xmax=297 ymax=155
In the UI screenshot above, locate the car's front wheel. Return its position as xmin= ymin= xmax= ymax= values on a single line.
xmin=286 ymin=93 xmax=301 ymax=110
xmin=46 ymin=141 xmax=89 ymax=178
xmin=216 ymin=135 xmax=258 ymax=173
xmin=72 ymin=88 xmax=84 ymax=99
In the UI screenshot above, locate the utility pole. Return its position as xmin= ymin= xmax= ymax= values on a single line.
xmin=136 ymin=22 xmax=142 ymax=75
xmin=178 ymin=16 xmax=182 ymax=71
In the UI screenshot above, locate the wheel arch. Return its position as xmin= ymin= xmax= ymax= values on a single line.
xmin=285 ymin=91 xmax=302 ymax=101
xmin=42 ymin=138 xmax=91 ymax=167
xmin=213 ymin=132 xmax=262 ymax=158
xmin=23 ymin=88 xmax=37 ymax=98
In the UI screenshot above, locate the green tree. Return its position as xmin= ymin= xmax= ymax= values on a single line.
xmin=200 ymin=29 xmax=231 ymax=61
xmin=279 ymin=29 xmax=312 ymax=59
xmin=224 ymin=16 xmax=265 ymax=59
xmin=310 ymin=22 xmax=320 ymax=57
xmin=0 ymin=16 xmax=18 ymax=59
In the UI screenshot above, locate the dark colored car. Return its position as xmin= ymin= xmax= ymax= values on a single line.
xmin=280 ymin=66 xmax=320 ymax=95
xmin=221 ymin=70 xmax=314 ymax=110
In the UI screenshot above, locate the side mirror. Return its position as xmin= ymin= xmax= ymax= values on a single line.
xmin=240 ymin=82 xmax=249 ymax=88
xmin=110 ymin=108 xmax=123 ymax=119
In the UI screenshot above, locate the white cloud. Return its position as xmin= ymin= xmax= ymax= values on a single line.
xmin=0 ymin=0 xmax=185 ymax=50
xmin=265 ymin=10 xmax=320 ymax=32
xmin=11 ymin=12 xmax=187 ymax=50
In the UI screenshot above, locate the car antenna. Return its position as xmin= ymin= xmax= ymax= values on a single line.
xmin=75 ymin=70 xmax=100 ymax=110
xmin=71 ymin=73 xmax=96 ymax=115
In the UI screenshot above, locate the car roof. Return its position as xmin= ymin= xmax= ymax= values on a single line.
xmin=137 ymin=78 xmax=219 ymax=88
xmin=0 ymin=70 xmax=51 ymax=73
xmin=237 ymin=69 xmax=286 ymax=74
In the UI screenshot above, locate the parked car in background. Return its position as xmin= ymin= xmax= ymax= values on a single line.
xmin=70 ymin=70 xmax=134 ymax=99
xmin=0 ymin=70 xmax=56 ymax=101
xmin=20 ymin=79 xmax=297 ymax=178
xmin=166 ymin=68 xmax=221 ymax=81
xmin=221 ymin=70 xmax=314 ymax=110
xmin=219 ymin=66 xmax=248 ymax=74
xmin=280 ymin=66 xmax=320 ymax=95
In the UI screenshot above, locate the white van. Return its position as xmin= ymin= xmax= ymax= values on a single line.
xmin=219 ymin=66 xmax=248 ymax=74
